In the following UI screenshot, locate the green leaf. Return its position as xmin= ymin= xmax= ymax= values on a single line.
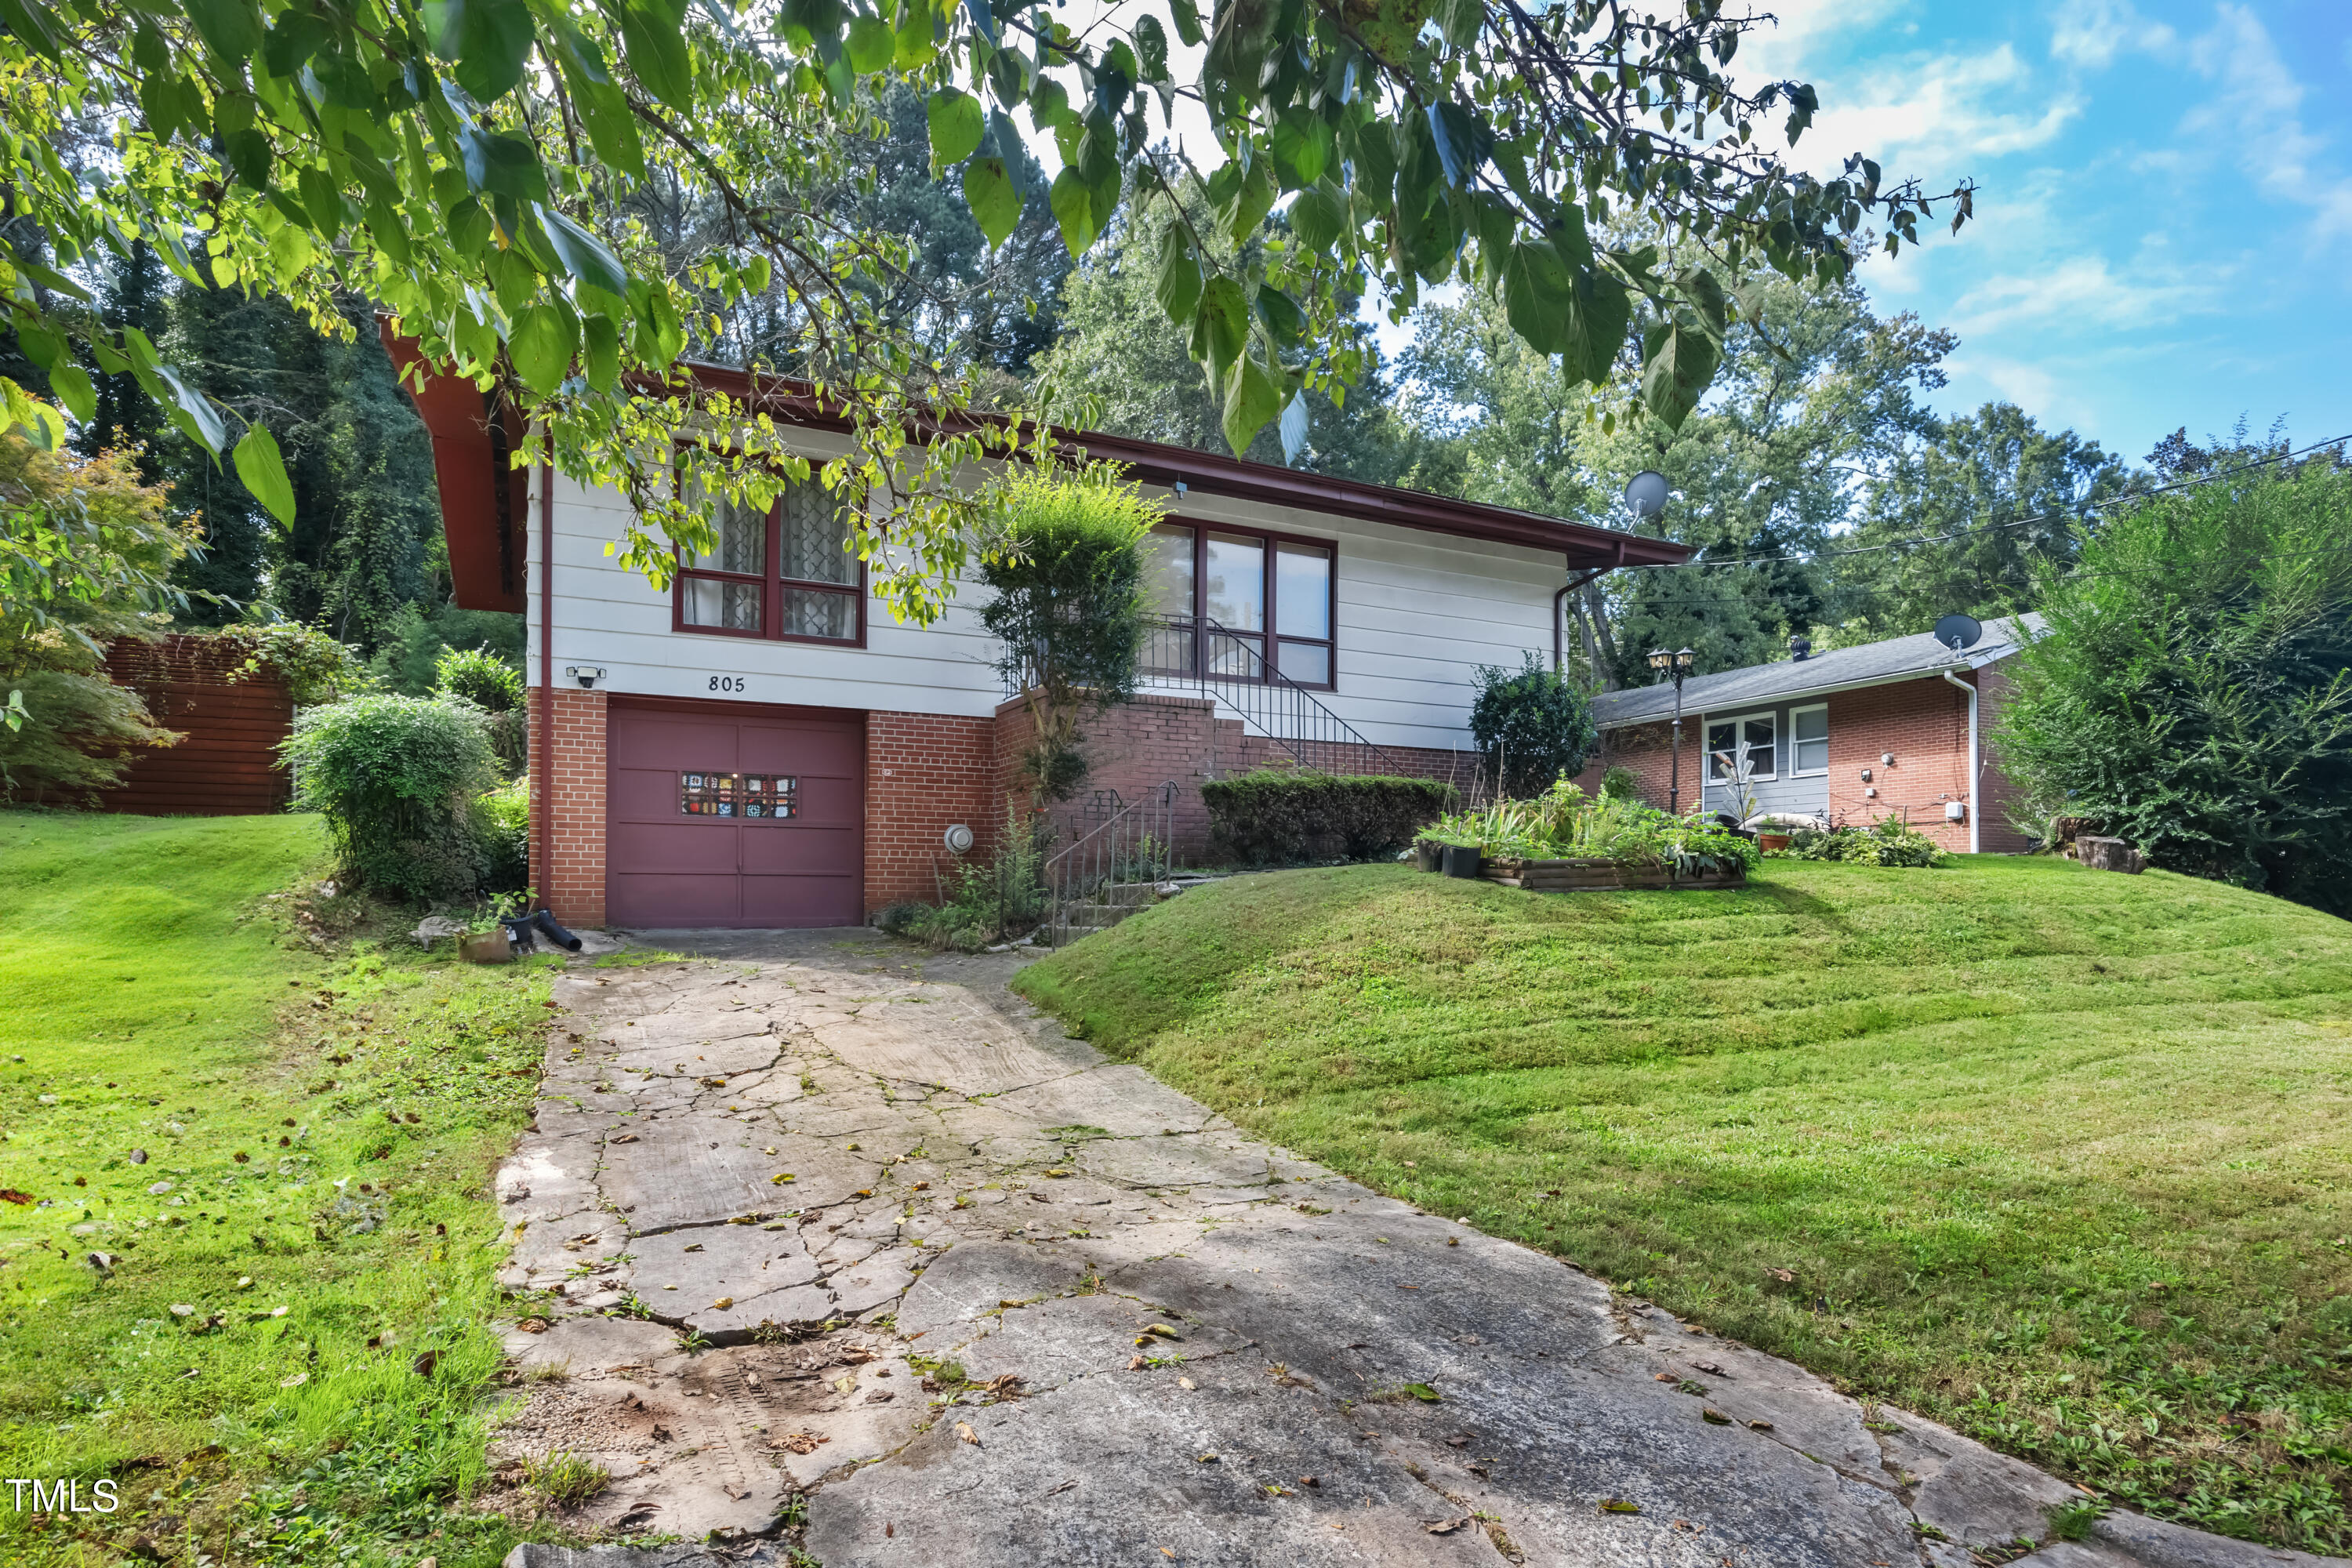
xmin=1675 ymin=264 xmax=1730 ymax=337
xmin=1561 ymin=268 xmax=1631 ymax=387
xmin=1254 ymin=286 xmax=1305 ymax=347
xmin=1288 ymin=182 xmax=1346 ymax=251
xmin=581 ymin=311 xmax=620 ymax=392
xmin=927 ymin=86 xmax=984 ymax=172
xmin=0 ymin=0 xmax=67 ymax=60
xmin=634 ymin=282 xmax=685 ymax=367
xmin=422 ymin=0 xmax=466 ymax=58
xmin=452 ymin=0 xmax=536 ymax=102
xmin=456 ymin=122 xmax=550 ymax=201
xmin=1218 ymin=156 xmax=1275 ymax=244
xmin=509 ymin=301 xmax=580 ymax=395
xmin=539 ymin=207 xmax=631 ymax=296
xmin=617 ymin=0 xmax=694 ymax=111
xmin=963 ymin=157 xmax=1021 ymax=248
xmin=1048 ymin=168 xmax=1102 ymax=254
xmin=1640 ymin=320 xmax=1721 ymax=432
xmin=1167 ymin=0 xmax=1204 ymax=47
xmin=1133 ymin=13 xmax=1169 ymax=78
xmin=1270 ymin=107 xmax=1330 ymax=187
xmin=1431 ymin=0 xmax=1480 ymax=47
xmin=1221 ymin=353 xmax=1283 ymax=457
xmin=233 ymin=423 xmax=296 ymax=529
xmin=893 ymin=0 xmax=937 ymax=68
xmin=298 ymin=165 xmax=347 ymax=234
xmin=1501 ymin=238 xmax=1574 ymax=356
xmin=1192 ymin=274 xmax=1248 ymax=383
xmin=152 ymin=365 xmax=227 ymax=455
xmin=552 ymin=22 xmax=648 ymax=180
xmin=48 ymin=362 xmax=96 ymax=425
xmin=1403 ymin=1382 xmax=1440 ymax=1402
xmin=845 ymin=13 xmax=893 ymax=71
xmin=182 ymin=0 xmax=263 ymax=63
xmin=1153 ymin=227 xmax=1202 ymax=325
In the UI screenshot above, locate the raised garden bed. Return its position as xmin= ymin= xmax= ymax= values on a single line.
xmin=1481 ymin=855 xmax=1747 ymax=891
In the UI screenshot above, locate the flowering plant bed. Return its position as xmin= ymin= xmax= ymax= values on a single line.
xmin=1480 ymin=855 xmax=1748 ymax=891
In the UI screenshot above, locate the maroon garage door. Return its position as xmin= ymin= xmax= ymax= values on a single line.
xmin=607 ymin=699 xmax=863 ymax=928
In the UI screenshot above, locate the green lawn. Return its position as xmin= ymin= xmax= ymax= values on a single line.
xmin=0 ymin=810 xmax=568 ymax=1566
xmin=1014 ymin=857 xmax=2352 ymax=1552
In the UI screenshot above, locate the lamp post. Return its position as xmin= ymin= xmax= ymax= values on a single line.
xmin=1647 ymin=646 xmax=1697 ymax=815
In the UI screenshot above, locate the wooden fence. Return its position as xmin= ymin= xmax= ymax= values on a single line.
xmin=96 ymin=636 xmax=294 ymax=815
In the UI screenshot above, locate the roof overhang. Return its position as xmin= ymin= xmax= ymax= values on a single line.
xmin=382 ymin=338 xmax=1693 ymax=609
xmin=1593 ymin=645 xmax=2024 ymax=731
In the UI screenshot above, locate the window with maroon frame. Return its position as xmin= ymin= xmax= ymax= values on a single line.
xmin=1142 ymin=522 xmax=1335 ymax=688
xmin=674 ymin=477 xmax=864 ymax=644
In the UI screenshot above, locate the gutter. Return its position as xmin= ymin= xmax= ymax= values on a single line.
xmin=1940 ymin=666 xmax=1980 ymax=854
xmin=1594 ymin=646 xmax=2026 ymax=733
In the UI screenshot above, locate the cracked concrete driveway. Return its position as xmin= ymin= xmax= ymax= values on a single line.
xmin=493 ymin=932 xmax=2339 ymax=1568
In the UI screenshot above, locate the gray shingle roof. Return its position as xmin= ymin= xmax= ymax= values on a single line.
xmin=1589 ymin=614 xmax=2045 ymax=729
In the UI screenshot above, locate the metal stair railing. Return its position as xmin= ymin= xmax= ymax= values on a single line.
xmin=1042 ymin=779 xmax=1178 ymax=948
xmin=1143 ymin=620 xmax=1400 ymax=776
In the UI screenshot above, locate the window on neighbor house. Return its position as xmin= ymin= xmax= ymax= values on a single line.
xmin=1143 ymin=521 xmax=1336 ymax=689
xmin=1791 ymin=705 xmax=1828 ymax=774
xmin=1706 ymin=713 xmax=1777 ymax=780
xmin=675 ymin=474 xmax=863 ymax=644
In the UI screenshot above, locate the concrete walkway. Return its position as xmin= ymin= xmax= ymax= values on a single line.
xmin=492 ymin=932 xmax=2336 ymax=1568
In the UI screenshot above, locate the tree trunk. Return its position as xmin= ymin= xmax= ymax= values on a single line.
xmin=1584 ymin=582 xmax=1621 ymax=690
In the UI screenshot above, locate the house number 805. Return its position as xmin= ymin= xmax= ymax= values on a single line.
xmin=708 ymin=676 xmax=745 ymax=693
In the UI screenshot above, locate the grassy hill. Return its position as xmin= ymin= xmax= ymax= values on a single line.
xmin=1014 ymin=857 xmax=2352 ymax=1552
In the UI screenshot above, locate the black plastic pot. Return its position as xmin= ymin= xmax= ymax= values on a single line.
xmin=1415 ymin=840 xmax=1443 ymax=873
xmin=1442 ymin=844 xmax=1483 ymax=879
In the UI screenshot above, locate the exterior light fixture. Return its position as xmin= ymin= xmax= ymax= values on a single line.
xmin=566 ymin=666 xmax=605 ymax=690
xmin=1646 ymin=647 xmax=1699 ymax=815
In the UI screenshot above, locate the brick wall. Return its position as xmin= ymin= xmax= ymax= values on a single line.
xmin=1583 ymin=669 xmax=2031 ymax=852
xmin=1574 ymin=718 xmax=1701 ymax=811
xmin=1824 ymin=677 xmax=1975 ymax=853
xmin=534 ymin=686 xmax=608 ymax=927
xmin=865 ymin=710 xmax=997 ymax=912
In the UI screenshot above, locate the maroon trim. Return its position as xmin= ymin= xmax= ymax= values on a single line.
xmin=647 ymin=361 xmax=1694 ymax=571
xmin=1150 ymin=518 xmax=1338 ymax=691
xmin=666 ymin=472 xmax=869 ymax=648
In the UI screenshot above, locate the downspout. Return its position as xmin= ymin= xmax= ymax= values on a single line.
xmin=1940 ymin=666 xmax=1980 ymax=855
xmin=537 ymin=462 xmax=554 ymax=913
xmin=1552 ymin=566 xmax=1610 ymax=676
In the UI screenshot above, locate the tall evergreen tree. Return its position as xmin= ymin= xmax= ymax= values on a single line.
xmin=70 ymin=242 xmax=170 ymax=481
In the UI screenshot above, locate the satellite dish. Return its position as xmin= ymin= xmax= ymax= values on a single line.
xmin=1623 ymin=470 xmax=1669 ymax=520
xmin=1933 ymin=613 xmax=1983 ymax=652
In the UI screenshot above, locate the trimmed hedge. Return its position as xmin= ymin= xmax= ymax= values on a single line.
xmin=1203 ymin=769 xmax=1460 ymax=866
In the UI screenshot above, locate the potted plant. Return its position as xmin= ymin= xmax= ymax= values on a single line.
xmin=457 ymin=895 xmax=520 ymax=964
xmin=1414 ymin=837 xmax=1444 ymax=873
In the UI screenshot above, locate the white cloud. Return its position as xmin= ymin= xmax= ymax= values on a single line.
xmin=1799 ymin=45 xmax=2080 ymax=172
xmin=2182 ymin=5 xmax=2352 ymax=238
xmin=1943 ymin=252 xmax=2227 ymax=337
xmin=2049 ymin=0 xmax=2176 ymax=71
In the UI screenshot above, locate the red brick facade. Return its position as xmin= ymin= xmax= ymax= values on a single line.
xmin=533 ymin=686 xmax=609 ymax=927
xmin=531 ymin=687 xmax=1480 ymax=926
xmin=1580 ymin=668 xmax=2030 ymax=855
xmin=864 ymin=711 xmax=1000 ymax=909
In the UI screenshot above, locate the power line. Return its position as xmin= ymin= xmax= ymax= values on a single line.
xmin=1611 ymin=430 xmax=2352 ymax=575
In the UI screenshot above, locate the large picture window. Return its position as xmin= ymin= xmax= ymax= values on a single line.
xmin=1143 ymin=521 xmax=1336 ymax=689
xmin=673 ymin=474 xmax=864 ymax=645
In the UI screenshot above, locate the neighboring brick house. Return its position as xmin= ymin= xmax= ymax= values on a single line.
xmin=390 ymin=343 xmax=1689 ymax=929
xmin=1577 ymin=618 xmax=2044 ymax=855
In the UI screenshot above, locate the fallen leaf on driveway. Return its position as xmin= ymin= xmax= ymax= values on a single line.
xmin=1427 ymin=1515 xmax=1472 ymax=1534
xmin=956 ymin=1422 xmax=978 ymax=1446
xmin=1599 ymin=1497 xmax=1642 ymax=1514
xmin=711 ymin=1297 xmax=734 ymax=1310
xmin=611 ymin=1134 xmax=639 ymax=1145
xmin=1693 ymin=1361 xmax=1727 ymax=1376
xmin=1403 ymin=1383 xmax=1439 ymax=1402
xmin=773 ymin=1431 xmax=827 ymax=1454
xmin=1747 ymin=1418 xmax=1774 ymax=1432
xmin=517 ymin=1318 xmax=549 ymax=1334
xmin=1701 ymin=1407 xmax=1730 ymax=1425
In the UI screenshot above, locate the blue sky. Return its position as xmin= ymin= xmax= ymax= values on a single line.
xmin=1743 ymin=0 xmax=2352 ymax=464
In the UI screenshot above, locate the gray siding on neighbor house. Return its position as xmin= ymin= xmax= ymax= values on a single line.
xmin=1690 ymin=696 xmax=1831 ymax=821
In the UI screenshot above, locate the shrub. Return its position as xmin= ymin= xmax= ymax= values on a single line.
xmin=476 ymin=779 xmax=531 ymax=894
xmin=1993 ymin=452 xmax=2352 ymax=911
xmin=1599 ymin=765 xmax=1641 ymax=800
xmin=1203 ymin=770 xmax=1458 ymax=866
xmin=980 ymin=463 xmax=1160 ymax=801
xmin=1419 ymin=777 xmax=1756 ymax=875
xmin=435 ymin=645 xmax=526 ymax=775
xmin=1469 ymin=653 xmax=1599 ymax=797
xmin=229 ymin=621 xmax=374 ymax=705
xmin=1784 ymin=816 xmax=1945 ymax=867
xmin=281 ymin=695 xmax=499 ymax=902
xmin=897 ymin=806 xmax=1047 ymax=950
